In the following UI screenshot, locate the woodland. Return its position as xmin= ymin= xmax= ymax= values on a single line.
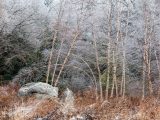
xmin=0 ymin=0 xmax=160 ymax=119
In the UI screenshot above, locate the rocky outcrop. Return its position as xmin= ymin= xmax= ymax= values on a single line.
xmin=18 ymin=82 xmax=58 ymax=98
xmin=61 ymin=88 xmax=75 ymax=115
xmin=63 ymin=88 xmax=74 ymax=103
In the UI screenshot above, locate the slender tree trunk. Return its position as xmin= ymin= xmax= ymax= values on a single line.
xmin=122 ymin=41 xmax=126 ymax=98
xmin=142 ymin=1 xmax=153 ymax=98
xmin=121 ymin=8 xmax=129 ymax=98
xmin=73 ymin=54 xmax=98 ymax=101
xmin=148 ymin=34 xmax=153 ymax=96
xmin=106 ymin=3 xmax=112 ymax=99
xmin=155 ymin=50 xmax=160 ymax=97
xmin=152 ymin=0 xmax=160 ymax=97
xmin=51 ymin=31 xmax=66 ymax=86
xmin=54 ymin=32 xmax=79 ymax=86
xmin=155 ymin=50 xmax=160 ymax=82
xmin=46 ymin=0 xmax=64 ymax=84
xmin=111 ymin=51 xmax=116 ymax=98
xmin=93 ymin=30 xmax=103 ymax=101
xmin=111 ymin=1 xmax=121 ymax=98
xmin=46 ymin=30 xmax=58 ymax=84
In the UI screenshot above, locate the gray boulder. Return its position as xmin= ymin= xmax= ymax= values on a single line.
xmin=18 ymin=82 xmax=58 ymax=98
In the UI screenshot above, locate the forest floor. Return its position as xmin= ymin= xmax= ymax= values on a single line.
xmin=1 ymin=84 xmax=160 ymax=120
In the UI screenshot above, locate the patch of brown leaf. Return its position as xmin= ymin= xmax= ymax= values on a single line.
xmin=0 ymin=83 xmax=20 ymax=120
xmin=31 ymin=98 xmax=61 ymax=119
xmin=1 ymin=85 xmax=160 ymax=120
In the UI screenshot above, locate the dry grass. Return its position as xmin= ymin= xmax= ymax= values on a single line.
xmin=0 ymin=84 xmax=19 ymax=120
xmin=1 ymin=85 xmax=160 ymax=120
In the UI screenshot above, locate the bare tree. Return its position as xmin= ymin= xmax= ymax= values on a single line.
xmin=111 ymin=1 xmax=122 ymax=98
xmin=121 ymin=5 xmax=129 ymax=98
xmin=142 ymin=0 xmax=153 ymax=99
xmin=54 ymin=30 xmax=80 ymax=86
xmin=105 ymin=0 xmax=112 ymax=99
xmin=46 ymin=0 xmax=65 ymax=84
xmin=51 ymin=25 xmax=67 ymax=86
xmin=92 ymin=26 xmax=103 ymax=101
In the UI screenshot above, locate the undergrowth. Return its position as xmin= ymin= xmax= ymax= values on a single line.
xmin=0 ymin=84 xmax=160 ymax=120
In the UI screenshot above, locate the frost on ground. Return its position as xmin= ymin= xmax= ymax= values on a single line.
xmin=1 ymin=84 xmax=160 ymax=120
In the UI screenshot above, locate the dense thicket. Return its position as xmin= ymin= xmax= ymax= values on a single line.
xmin=0 ymin=32 xmax=34 ymax=81
xmin=0 ymin=0 xmax=160 ymax=98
